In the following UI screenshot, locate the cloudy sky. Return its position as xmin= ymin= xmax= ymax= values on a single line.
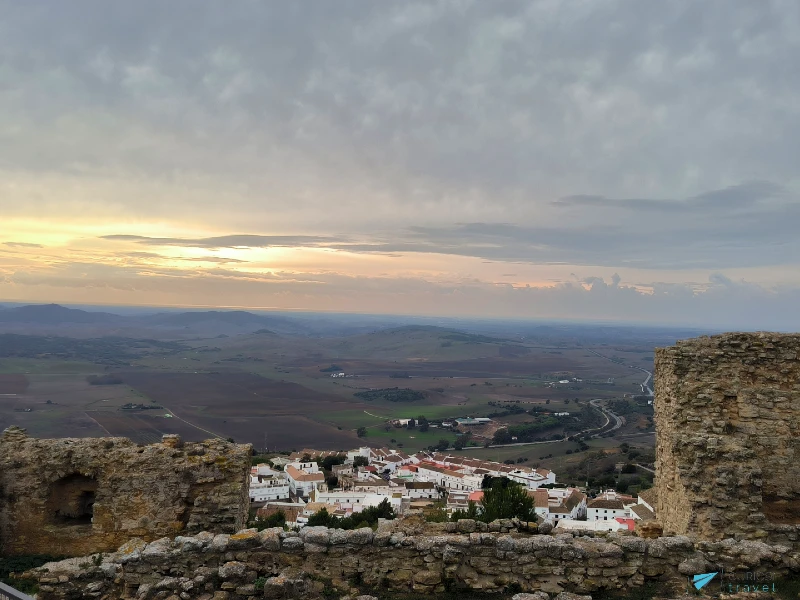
xmin=1 ymin=1 xmax=799 ymax=329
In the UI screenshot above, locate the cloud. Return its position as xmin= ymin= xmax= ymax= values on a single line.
xmin=3 ymin=242 xmax=44 ymax=248
xmin=97 ymin=179 xmax=800 ymax=271
xmin=2 ymin=1 xmax=800 ymax=231
xmin=100 ymin=234 xmax=345 ymax=249
xmin=2 ymin=2 xmax=800 ymax=326
xmin=4 ymin=260 xmax=800 ymax=330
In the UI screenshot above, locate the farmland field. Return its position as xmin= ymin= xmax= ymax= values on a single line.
xmin=0 ymin=315 xmax=669 ymax=456
xmin=0 ymin=374 xmax=28 ymax=394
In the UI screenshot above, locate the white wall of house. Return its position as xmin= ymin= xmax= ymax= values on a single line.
xmin=405 ymin=486 xmax=441 ymax=500
xmin=249 ymin=475 xmax=291 ymax=502
xmin=416 ymin=465 xmax=482 ymax=491
xmin=587 ymin=506 xmax=630 ymax=521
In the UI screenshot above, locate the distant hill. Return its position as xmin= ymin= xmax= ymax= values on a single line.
xmin=144 ymin=310 xmax=272 ymax=327
xmin=0 ymin=304 xmax=123 ymax=324
xmin=142 ymin=310 xmax=306 ymax=335
xmin=0 ymin=304 xmax=305 ymax=336
xmin=382 ymin=325 xmax=508 ymax=344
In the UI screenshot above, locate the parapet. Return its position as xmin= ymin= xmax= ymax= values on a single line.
xmin=23 ymin=526 xmax=800 ymax=599
xmin=0 ymin=429 xmax=251 ymax=556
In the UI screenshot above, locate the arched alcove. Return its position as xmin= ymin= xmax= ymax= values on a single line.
xmin=46 ymin=474 xmax=98 ymax=525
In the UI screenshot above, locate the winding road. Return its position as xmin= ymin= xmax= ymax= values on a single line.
xmin=584 ymin=348 xmax=653 ymax=396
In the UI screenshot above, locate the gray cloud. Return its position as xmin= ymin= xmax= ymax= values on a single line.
xmin=101 ymin=234 xmax=345 ymax=249
xmin=99 ymin=178 xmax=800 ymax=270
xmin=3 ymin=242 xmax=44 ymax=248
xmin=2 ymin=1 xmax=800 ymax=226
xmin=2 ymin=1 xmax=800 ymax=325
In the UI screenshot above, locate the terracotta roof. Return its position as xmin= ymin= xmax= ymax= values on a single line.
xmin=529 ymin=489 xmax=549 ymax=508
xmin=468 ymin=490 xmax=484 ymax=502
xmin=588 ymin=498 xmax=626 ymax=510
xmin=637 ymin=487 xmax=657 ymax=508
xmin=286 ymin=465 xmax=324 ymax=482
xmin=256 ymin=504 xmax=301 ymax=522
xmin=304 ymin=502 xmax=337 ymax=514
xmin=418 ymin=463 xmax=465 ymax=478
xmin=288 ymin=449 xmax=345 ymax=460
xmin=564 ymin=490 xmax=585 ymax=511
xmin=630 ymin=504 xmax=656 ymax=521
xmin=354 ymin=479 xmax=388 ymax=488
xmin=615 ymin=517 xmax=636 ymax=531
xmin=405 ymin=481 xmax=435 ymax=490
xmin=550 ymin=505 xmax=571 ymax=514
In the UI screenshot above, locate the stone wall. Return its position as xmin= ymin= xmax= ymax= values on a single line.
xmin=654 ymin=332 xmax=800 ymax=543
xmin=0 ymin=428 xmax=251 ymax=557
xmin=25 ymin=523 xmax=800 ymax=600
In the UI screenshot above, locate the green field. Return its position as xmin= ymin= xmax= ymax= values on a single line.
xmin=359 ymin=427 xmax=461 ymax=452
xmin=0 ymin=358 xmax=99 ymax=374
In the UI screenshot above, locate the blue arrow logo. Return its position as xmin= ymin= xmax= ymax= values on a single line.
xmin=693 ymin=572 xmax=718 ymax=590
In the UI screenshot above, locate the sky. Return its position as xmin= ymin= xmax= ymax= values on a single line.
xmin=1 ymin=1 xmax=799 ymax=329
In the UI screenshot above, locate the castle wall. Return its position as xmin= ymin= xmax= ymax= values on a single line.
xmin=654 ymin=332 xmax=800 ymax=542
xmin=0 ymin=428 xmax=251 ymax=557
xmin=26 ymin=524 xmax=800 ymax=600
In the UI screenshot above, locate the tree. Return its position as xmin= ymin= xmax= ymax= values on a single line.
xmin=356 ymin=427 xmax=367 ymax=438
xmin=321 ymin=455 xmax=345 ymax=472
xmin=353 ymin=456 xmax=369 ymax=468
xmin=479 ymin=480 xmax=536 ymax=523
xmin=252 ymin=510 xmax=285 ymax=530
xmin=621 ymin=463 xmax=637 ymax=474
xmin=545 ymin=399 xmax=550 ymax=404
xmin=407 ymin=418 xmax=416 ymax=429
xmin=616 ymin=480 xmax=630 ymax=493
xmin=620 ymin=443 xmax=630 ymax=454
xmin=453 ymin=438 xmax=465 ymax=451
xmin=436 ymin=439 xmax=450 ymax=451
xmin=326 ymin=476 xmax=339 ymax=489
xmin=307 ymin=507 xmax=334 ymax=527
xmin=418 ymin=415 xmax=429 ymax=432
xmin=451 ymin=500 xmax=480 ymax=521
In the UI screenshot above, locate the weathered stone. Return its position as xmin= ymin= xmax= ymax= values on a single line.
xmin=413 ymin=569 xmax=442 ymax=585
xmin=345 ymin=527 xmax=374 ymax=545
xmin=218 ymin=561 xmax=247 ymax=579
xmin=23 ymin=528 xmax=800 ymax=600
xmin=457 ymin=519 xmax=477 ymax=533
xmin=0 ymin=433 xmax=251 ymax=556
xmin=655 ymin=333 xmax=800 ymax=545
xmin=300 ymin=526 xmax=330 ymax=545
xmin=512 ymin=593 xmax=550 ymax=600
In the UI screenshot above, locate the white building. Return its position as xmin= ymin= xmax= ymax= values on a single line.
xmin=555 ymin=518 xmax=629 ymax=532
xmin=285 ymin=461 xmax=326 ymax=499
xmin=416 ymin=463 xmax=483 ymax=492
xmin=249 ymin=474 xmax=291 ymax=503
xmin=415 ymin=452 xmax=556 ymax=490
xmin=346 ymin=447 xmax=372 ymax=464
xmin=404 ymin=481 xmax=440 ymax=500
xmin=312 ymin=489 xmax=408 ymax=515
xmin=586 ymin=490 xmax=635 ymax=521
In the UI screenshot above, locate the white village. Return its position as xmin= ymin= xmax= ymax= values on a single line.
xmin=249 ymin=446 xmax=656 ymax=530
